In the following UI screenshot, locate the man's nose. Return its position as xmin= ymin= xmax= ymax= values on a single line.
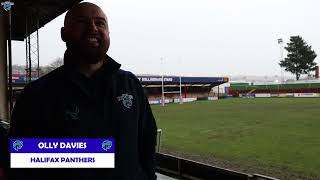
xmin=88 ymin=20 xmax=98 ymax=32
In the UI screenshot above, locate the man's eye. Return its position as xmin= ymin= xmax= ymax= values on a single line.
xmin=95 ymin=21 xmax=106 ymax=27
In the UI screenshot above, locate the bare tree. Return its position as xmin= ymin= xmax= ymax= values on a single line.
xmin=47 ymin=57 xmax=63 ymax=72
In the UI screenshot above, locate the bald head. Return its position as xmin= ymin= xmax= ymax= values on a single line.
xmin=64 ymin=2 xmax=107 ymax=27
xmin=61 ymin=2 xmax=110 ymax=65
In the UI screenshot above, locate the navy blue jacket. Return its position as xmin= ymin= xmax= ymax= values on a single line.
xmin=8 ymin=54 xmax=157 ymax=180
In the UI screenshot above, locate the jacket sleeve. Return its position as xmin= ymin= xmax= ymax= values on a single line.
xmin=136 ymin=79 xmax=158 ymax=180
xmin=9 ymin=85 xmax=39 ymax=138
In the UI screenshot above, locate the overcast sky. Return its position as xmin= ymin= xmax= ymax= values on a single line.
xmin=11 ymin=0 xmax=320 ymax=77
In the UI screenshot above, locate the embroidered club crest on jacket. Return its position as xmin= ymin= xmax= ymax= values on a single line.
xmin=117 ymin=93 xmax=133 ymax=109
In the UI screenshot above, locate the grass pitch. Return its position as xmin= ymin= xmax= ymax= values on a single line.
xmin=151 ymin=98 xmax=320 ymax=179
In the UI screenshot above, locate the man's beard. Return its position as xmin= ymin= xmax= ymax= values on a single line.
xmin=66 ymin=42 xmax=105 ymax=64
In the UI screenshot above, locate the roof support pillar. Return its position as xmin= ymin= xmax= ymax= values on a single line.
xmin=0 ymin=10 xmax=9 ymax=121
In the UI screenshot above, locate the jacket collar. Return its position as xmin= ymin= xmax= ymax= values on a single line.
xmin=59 ymin=50 xmax=121 ymax=94
xmin=62 ymin=50 xmax=121 ymax=74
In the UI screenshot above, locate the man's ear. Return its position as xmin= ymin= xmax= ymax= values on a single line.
xmin=61 ymin=27 xmax=66 ymax=42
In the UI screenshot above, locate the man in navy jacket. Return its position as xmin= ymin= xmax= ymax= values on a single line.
xmin=7 ymin=2 xmax=157 ymax=180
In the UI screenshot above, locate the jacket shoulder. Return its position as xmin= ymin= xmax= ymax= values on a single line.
xmin=114 ymin=69 xmax=141 ymax=83
xmin=22 ymin=66 xmax=65 ymax=95
xmin=112 ymin=69 xmax=145 ymax=97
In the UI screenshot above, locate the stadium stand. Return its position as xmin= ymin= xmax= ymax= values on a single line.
xmin=11 ymin=74 xmax=229 ymax=103
xmin=137 ymin=75 xmax=228 ymax=103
